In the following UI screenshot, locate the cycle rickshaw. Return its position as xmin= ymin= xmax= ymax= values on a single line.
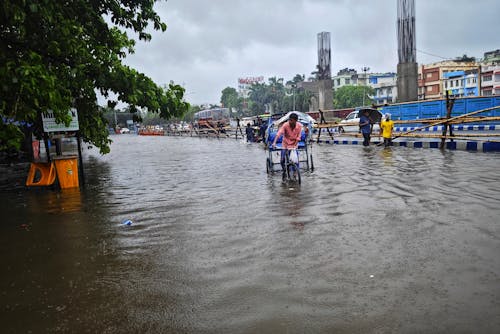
xmin=265 ymin=112 xmax=315 ymax=183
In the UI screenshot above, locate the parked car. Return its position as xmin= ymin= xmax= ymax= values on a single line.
xmin=338 ymin=107 xmax=383 ymax=133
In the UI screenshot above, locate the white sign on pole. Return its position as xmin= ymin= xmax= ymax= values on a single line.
xmin=42 ymin=108 xmax=79 ymax=132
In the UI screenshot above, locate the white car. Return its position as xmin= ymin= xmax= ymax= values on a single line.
xmin=338 ymin=108 xmax=382 ymax=133
xmin=119 ymin=127 xmax=130 ymax=134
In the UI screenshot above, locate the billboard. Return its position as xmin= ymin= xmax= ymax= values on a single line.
xmin=238 ymin=76 xmax=264 ymax=85
xmin=42 ymin=108 xmax=79 ymax=132
xmin=238 ymin=76 xmax=265 ymax=98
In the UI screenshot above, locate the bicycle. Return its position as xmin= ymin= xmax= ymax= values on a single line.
xmin=282 ymin=149 xmax=301 ymax=184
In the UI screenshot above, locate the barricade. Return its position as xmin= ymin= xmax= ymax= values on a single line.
xmin=26 ymin=162 xmax=57 ymax=186
xmin=53 ymin=156 xmax=79 ymax=189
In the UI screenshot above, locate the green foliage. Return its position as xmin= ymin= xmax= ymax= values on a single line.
xmin=333 ymin=85 xmax=374 ymax=109
xmin=220 ymin=87 xmax=241 ymax=112
xmin=0 ymin=0 xmax=189 ymax=154
xmin=0 ymin=121 xmax=24 ymax=151
xmin=181 ymin=104 xmax=201 ymax=122
xmin=244 ymin=75 xmax=310 ymax=116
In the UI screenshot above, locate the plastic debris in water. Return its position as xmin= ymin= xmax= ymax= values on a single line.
xmin=122 ymin=219 xmax=133 ymax=226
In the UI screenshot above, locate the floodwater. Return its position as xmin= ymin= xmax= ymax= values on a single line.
xmin=1 ymin=135 xmax=499 ymax=333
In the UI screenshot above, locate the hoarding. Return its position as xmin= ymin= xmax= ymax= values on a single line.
xmin=42 ymin=108 xmax=79 ymax=132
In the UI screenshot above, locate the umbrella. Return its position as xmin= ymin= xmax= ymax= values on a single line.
xmin=273 ymin=111 xmax=316 ymax=126
xmin=359 ymin=108 xmax=382 ymax=124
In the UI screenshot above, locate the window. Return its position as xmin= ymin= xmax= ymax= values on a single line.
xmin=473 ymin=77 xmax=477 ymax=83
xmin=467 ymin=78 xmax=471 ymax=84
xmin=450 ymin=81 xmax=453 ymax=87
xmin=427 ymin=86 xmax=432 ymax=92
xmin=445 ymin=81 xmax=448 ymax=88
xmin=426 ymin=73 xmax=432 ymax=78
xmin=455 ymin=80 xmax=459 ymax=86
xmin=345 ymin=78 xmax=350 ymax=85
xmin=387 ymin=88 xmax=392 ymax=94
xmin=337 ymin=79 xmax=340 ymax=85
xmin=483 ymin=75 xmax=492 ymax=81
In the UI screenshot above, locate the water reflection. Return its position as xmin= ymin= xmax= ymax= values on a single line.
xmin=279 ymin=185 xmax=305 ymax=231
xmin=381 ymin=147 xmax=394 ymax=166
xmin=26 ymin=188 xmax=82 ymax=214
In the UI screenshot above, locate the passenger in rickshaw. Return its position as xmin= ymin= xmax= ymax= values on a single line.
xmin=271 ymin=112 xmax=302 ymax=178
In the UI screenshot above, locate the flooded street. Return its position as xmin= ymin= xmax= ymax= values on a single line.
xmin=1 ymin=135 xmax=499 ymax=333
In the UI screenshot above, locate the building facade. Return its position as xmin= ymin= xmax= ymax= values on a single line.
xmin=332 ymin=68 xmax=358 ymax=91
xmin=480 ymin=50 xmax=500 ymax=96
xmin=369 ymin=73 xmax=398 ymax=105
xmin=442 ymin=70 xmax=479 ymax=98
xmin=418 ymin=60 xmax=479 ymax=100
xmin=480 ymin=65 xmax=500 ymax=96
xmin=332 ymin=68 xmax=398 ymax=105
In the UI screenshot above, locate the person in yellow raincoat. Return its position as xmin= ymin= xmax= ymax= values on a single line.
xmin=380 ymin=113 xmax=394 ymax=147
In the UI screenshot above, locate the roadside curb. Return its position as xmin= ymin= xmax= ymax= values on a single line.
xmin=316 ymin=139 xmax=500 ymax=152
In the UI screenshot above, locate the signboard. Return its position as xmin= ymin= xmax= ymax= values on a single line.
xmin=238 ymin=76 xmax=264 ymax=84
xmin=42 ymin=108 xmax=79 ymax=132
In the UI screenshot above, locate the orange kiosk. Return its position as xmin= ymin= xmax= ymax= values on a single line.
xmin=26 ymin=109 xmax=83 ymax=189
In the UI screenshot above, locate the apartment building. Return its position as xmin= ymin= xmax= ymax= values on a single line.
xmin=332 ymin=68 xmax=358 ymax=91
xmin=418 ymin=59 xmax=479 ymax=100
xmin=480 ymin=50 xmax=500 ymax=96
xmin=369 ymin=73 xmax=397 ymax=105
xmin=442 ymin=70 xmax=479 ymax=98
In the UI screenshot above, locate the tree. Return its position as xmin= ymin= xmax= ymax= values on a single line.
xmin=0 ymin=0 xmax=189 ymax=154
xmin=220 ymin=87 xmax=241 ymax=112
xmin=245 ymin=76 xmax=315 ymax=115
xmin=267 ymin=77 xmax=285 ymax=113
xmin=180 ymin=104 xmax=201 ymax=122
xmin=333 ymin=86 xmax=374 ymax=109
xmin=248 ymin=82 xmax=268 ymax=115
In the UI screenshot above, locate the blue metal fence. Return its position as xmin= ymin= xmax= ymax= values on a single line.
xmin=379 ymin=96 xmax=500 ymax=126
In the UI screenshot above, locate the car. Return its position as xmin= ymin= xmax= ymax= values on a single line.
xmin=119 ymin=127 xmax=130 ymax=134
xmin=338 ymin=107 xmax=382 ymax=133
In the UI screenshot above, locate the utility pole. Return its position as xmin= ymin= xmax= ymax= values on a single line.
xmin=361 ymin=66 xmax=370 ymax=106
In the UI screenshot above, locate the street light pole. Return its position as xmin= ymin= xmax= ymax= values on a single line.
xmin=361 ymin=66 xmax=370 ymax=106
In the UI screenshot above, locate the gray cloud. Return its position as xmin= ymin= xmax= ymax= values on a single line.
xmin=123 ymin=0 xmax=500 ymax=104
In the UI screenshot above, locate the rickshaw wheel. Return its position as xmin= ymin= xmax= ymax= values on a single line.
xmin=288 ymin=163 xmax=301 ymax=185
xmin=310 ymin=154 xmax=314 ymax=172
xmin=266 ymin=158 xmax=272 ymax=174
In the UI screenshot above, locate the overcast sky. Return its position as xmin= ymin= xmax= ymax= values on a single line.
xmin=122 ymin=0 xmax=500 ymax=105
